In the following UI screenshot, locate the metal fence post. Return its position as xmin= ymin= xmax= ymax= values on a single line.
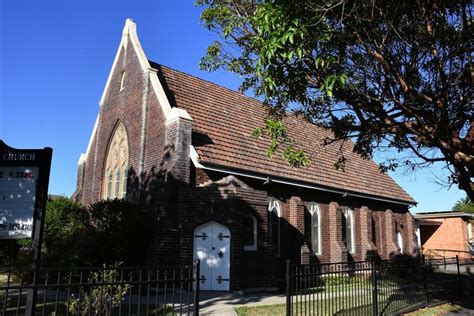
xmin=25 ymin=269 xmax=37 ymax=316
xmin=194 ymin=259 xmax=200 ymax=316
xmin=371 ymin=262 xmax=378 ymax=316
xmin=286 ymin=260 xmax=291 ymax=316
xmin=456 ymin=255 xmax=463 ymax=298
xmin=421 ymin=256 xmax=429 ymax=306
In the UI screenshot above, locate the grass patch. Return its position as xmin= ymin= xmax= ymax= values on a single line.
xmin=403 ymin=303 xmax=463 ymax=315
xmin=235 ymin=289 xmax=426 ymax=316
xmin=236 ymin=303 xmax=286 ymax=316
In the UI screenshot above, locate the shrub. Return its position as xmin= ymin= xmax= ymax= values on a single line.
xmin=1 ymin=197 xmax=152 ymax=267
xmin=42 ymin=196 xmax=90 ymax=267
xmin=0 ymin=196 xmax=88 ymax=267
xmin=86 ymin=199 xmax=153 ymax=266
xmin=68 ymin=263 xmax=129 ymax=316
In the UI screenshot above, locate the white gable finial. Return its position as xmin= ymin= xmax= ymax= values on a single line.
xmin=99 ymin=17 xmax=192 ymax=119
xmin=122 ymin=18 xmax=136 ymax=38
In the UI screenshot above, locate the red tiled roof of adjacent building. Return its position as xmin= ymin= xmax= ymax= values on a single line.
xmin=151 ymin=61 xmax=416 ymax=204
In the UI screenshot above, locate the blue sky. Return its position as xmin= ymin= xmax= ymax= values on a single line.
xmin=0 ymin=0 xmax=465 ymax=212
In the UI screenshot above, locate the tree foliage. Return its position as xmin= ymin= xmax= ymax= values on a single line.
xmin=197 ymin=0 xmax=474 ymax=198
xmin=43 ymin=196 xmax=90 ymax=267
xmin=452 ymin=196 xmax=474 ymax=212
xmin=0 ymin=197 xmax=152 ymax=267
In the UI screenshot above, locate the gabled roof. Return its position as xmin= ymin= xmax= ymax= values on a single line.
xmin=81 ymin=20 xmax=414 ymax=205
xmin=151 ymin=62 xmax=416 ymax=205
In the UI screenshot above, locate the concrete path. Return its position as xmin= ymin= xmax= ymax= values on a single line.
xmin=199 ymin=291 xmax=286 ymax=315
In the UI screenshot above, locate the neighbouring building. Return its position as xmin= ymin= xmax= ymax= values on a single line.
xmin=73 ymin=19 xmax=419 ymax=291
xmin=415 ymin=211 xmax=474 ymax=258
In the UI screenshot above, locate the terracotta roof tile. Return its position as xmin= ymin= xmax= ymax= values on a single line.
xmin=151 ymin=62 xmax=415 ymax=204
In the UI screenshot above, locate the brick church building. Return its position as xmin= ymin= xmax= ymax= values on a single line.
xmin=73 ymin=20 xmax=419 ymax=291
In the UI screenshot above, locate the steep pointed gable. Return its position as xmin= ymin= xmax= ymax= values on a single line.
xmin=79 ymin=19 xmax=192 ymax=165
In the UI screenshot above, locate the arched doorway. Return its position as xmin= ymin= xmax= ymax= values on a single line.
xmin=193 ymin=221 xmax=231 ymax=291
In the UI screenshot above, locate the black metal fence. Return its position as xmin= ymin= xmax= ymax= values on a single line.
xmin=0 ymin=260 xmax=200 ymax=316
xmin=286 ymin=256 xmax=474 ymax=315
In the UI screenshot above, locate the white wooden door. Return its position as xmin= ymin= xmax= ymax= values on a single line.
xmin=193 ymin=222 xmax=231 ymax=291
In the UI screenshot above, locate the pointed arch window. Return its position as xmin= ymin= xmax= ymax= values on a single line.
xmin=371 ymin=213 xmax=377 ymax=246
xmin=396 ymin=222 xmax=404 ymax=254
xmin=305 ymin=203 xmax=321 ymax=255
xmin=268 ymin=198 xmax=281 ymax=256
xmin=103 ymin=123 xmax=129 ymax=199
xmin=397 ymin=232 xmax=404 ymax=253
xmin=342 ymin=208 xmax=355 ymax=254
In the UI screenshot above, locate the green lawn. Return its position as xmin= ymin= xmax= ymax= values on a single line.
xmin=236 ymin=288 xmax=426 ymax=316
xmin=404 ymin=303 xmax=464 ymax=316
xmin=236 ymin=303 xmax=287 ymax=316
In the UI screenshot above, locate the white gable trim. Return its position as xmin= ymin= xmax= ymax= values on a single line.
xmin=80 ymin=19 xmax=192 ymax=164
xmin=99 ymin=19 xmax=191 ymax=123
xmin=78 ymin=113 xmax=99 ymax=165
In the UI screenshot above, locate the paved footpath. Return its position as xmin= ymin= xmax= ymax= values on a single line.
xmin=199 ymin=291 xmax=285 ymax=315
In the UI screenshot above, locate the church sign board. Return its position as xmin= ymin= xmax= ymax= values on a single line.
xmin=0 ymin=141 xmax=52 ymax=239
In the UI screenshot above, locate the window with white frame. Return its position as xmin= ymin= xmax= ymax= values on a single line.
xmin=397 ymin=231 xmax=404 ymax=253
xmin=342 ymin=208 xmax=355 ymax=253
xmin=305 ymin=203 xmax=321 ymax=255
xmin=243 ymin=214 xmax=257 ymax=251
xmin=396 ymin=222 xmax=404 ymax=253
xmin=268 ymin=198 xmax=281 ymax=256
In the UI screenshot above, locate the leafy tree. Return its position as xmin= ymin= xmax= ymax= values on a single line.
xmin=452 ymin=196 xmax=474 ymax=213
xmin=197 ymin=0 xmax=473 ymax=198
xmin=1 ymin=198 xmax=153 ymax=267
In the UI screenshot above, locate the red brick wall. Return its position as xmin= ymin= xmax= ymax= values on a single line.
xmin=173 ymin=185 xmax=276 ymax=290
xmin=74 ymin=37 xmax=418 ymax=290
xmin=79 ymin=42 xmax=165 ymax=205
xmin=421 ymin=217 xmax=469 ymax=257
